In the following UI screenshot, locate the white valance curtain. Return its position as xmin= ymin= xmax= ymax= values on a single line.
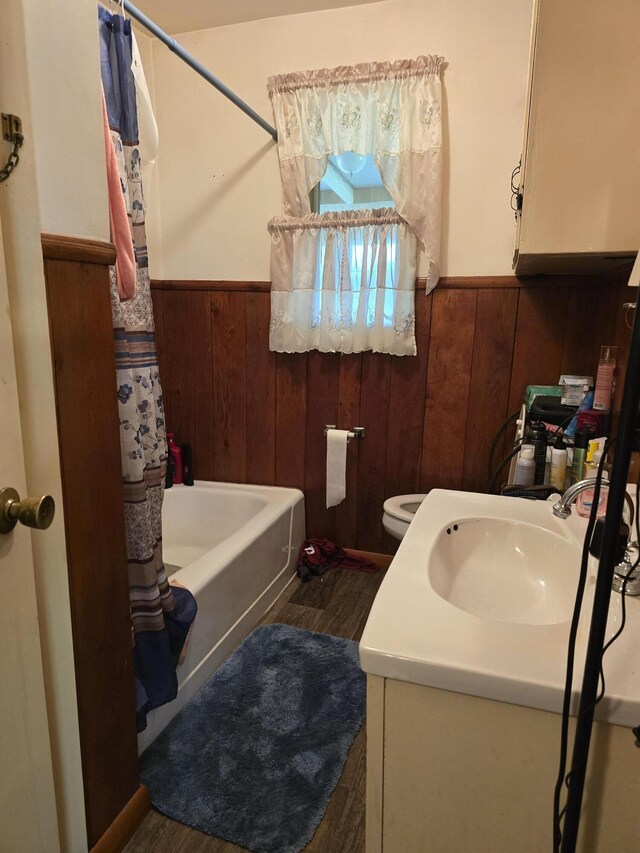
xmin=267 ymin=55 xmax=444 ymax=355
xmin=269 ymin=209 xmax=417 ymax=355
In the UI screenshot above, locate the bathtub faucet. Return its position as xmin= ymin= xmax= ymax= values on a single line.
xmin=552 ymin=479 xmax=640 ymax=595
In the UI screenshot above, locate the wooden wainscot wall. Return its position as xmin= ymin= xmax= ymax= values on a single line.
xmin=42 ymin=234 xmax=149 ymax=851
xmin=151 ymin=271 xmax=630 ymax=554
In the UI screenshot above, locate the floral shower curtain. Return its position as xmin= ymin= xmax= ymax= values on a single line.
xmin=98 ymin=6 xmax=196 ymax=732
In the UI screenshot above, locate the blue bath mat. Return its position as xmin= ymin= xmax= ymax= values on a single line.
xmin=139 ymin=623 xmax=366 ymax=853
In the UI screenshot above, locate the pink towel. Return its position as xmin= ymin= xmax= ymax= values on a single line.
xmin=101 ymin=95 xmax=136 ymax=301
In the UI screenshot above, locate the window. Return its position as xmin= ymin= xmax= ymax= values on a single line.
xmin=315 ymin=152 xmax=394 ymax=214
xmin=267 ymin=55 xmax=444 ymax=355
xmin=309 ymin=152 xmax=397 ymax=324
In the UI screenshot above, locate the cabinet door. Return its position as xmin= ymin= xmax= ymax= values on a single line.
xmin=515 ymin=0 xmax=640 ymax=273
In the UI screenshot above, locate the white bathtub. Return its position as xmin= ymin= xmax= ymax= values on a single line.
xmin=138 ymin=480 xmax=305 ymax=753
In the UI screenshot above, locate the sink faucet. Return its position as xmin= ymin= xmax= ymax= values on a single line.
xmin=553 ymin=479 xmax=640 ymax=595
xmin=552 ymin=478 xmax=634 ymax=521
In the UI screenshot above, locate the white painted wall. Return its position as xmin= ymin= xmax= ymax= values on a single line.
xmin=22 ymin=0 xmax=109 ymax=241
xmin=146 ymin=0 xmax=534 ymax=280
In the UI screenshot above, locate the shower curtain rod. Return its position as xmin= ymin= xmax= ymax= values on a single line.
xmin=121 ymin=1 xmax=278 ymax=141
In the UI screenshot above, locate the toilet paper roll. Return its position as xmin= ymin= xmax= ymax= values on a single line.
xmin=326 ymin=429 xmax=349 ymax=508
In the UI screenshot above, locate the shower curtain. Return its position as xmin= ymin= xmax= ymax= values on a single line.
xmin=98 ymin=6 xmax=196 ymax=732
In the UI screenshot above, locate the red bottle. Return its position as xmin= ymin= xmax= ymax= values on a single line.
xmin=167 ymin=433 xmax=183 ymax=484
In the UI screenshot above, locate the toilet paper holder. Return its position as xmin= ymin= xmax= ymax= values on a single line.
xmin=324 ymin=425 xmax=365 ymax=442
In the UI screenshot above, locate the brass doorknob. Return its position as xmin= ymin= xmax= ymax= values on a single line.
xmin=0 ymin=487 xmax=55 ymax=534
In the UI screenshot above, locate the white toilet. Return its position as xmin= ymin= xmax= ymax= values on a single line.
xmin=382 ymin=494 xmax=427 ymax=541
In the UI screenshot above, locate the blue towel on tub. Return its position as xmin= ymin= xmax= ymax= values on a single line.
xmin=134 ymin=584 xmax=197 ymax=732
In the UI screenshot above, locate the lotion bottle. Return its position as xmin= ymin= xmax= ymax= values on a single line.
xmin=515 ymin=446 xmax=536 ymax=486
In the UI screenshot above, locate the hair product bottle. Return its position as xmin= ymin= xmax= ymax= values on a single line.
xmin=571 ymin=426 xmax=595 ymax=484
xmin=549 ymin=436 xmax=568 ymax=491
xmin=593 ymin=345 xmax=617 ymax=411
xmin=181 ymin=443 xmax=194 ymax=486
xmin=167 ymin=433 xmax=184 ymax=484
xmin=527 ymin=420 xmax=548 ymax=485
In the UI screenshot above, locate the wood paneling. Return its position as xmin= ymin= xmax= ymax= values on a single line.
xmin=334 ymin=355 xmax=363 ymax=549
xmin=151 ymin=273 xmax=608 ymax=293
xmin=91 ymin=785 xmax=151 ymax=853
xmin=356 ymin=354 xmax=392 ymax=552
xmin=211 ymin=291 xmax=247 ymax=482
xmin=245 ymin=293 xmax=277 ymax=484
xmin=44 ymin=253 xmax=142 ymax=847
xmin=304 ymin=352 xmax=340 ymax=541
xmin=42 ymin=233 xmax=116 ymax=265
xmin=275 ymin=353 xmax=308 ymax=488
xmin=152 ymin=276 xmax=624 ymax=553
xmin=421 ymin=289 xmax=478 ymax=492
xmin=462 ymin=289 xmax=519 ymax=492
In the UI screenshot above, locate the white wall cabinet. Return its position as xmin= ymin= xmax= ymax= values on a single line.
xmin=513 ymin=0 xmax=640 ymax=275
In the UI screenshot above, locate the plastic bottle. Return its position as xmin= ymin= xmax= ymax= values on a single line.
xmin=515 ymin=446 xmax=536 ymax=486
xmin=527 ymin=421 xmax=548 ymax=485
xmin=576 ymin=451 xmax=609 ymax=518
xmin=571 ymin=426 xmax=595 ymax=485
xmin=167 ymin=433 xmax=184 ymax=484
xmin=564 ymin=447 xmax=574 ymax=490
xmin=593 ymin=345 xmax=617 ymax=412
xmin=181 ymin=443 xmax=194 ymax=486
xmin=165 ymin=455 xmax=174 ymax=489
xmin=549 ymin=437 xmax=568 ymax=491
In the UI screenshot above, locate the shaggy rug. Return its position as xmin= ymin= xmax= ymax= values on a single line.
xmin=139 ymin=623 xmax=366 ymax=853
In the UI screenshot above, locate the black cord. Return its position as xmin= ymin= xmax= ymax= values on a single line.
xmin=552 ymin=440 xmax=612 ymax=852
xmin=583 ymin=474 xmax=639 ymax=715
xmin=488 ymin=409 xmax=521 ymax=484
xmin=555 ymin=476 xmax=639 ymax=845
xmin=488 ymin=438 xmax=524 ymax=494
xmin=552 ymin=409 xmax=580 ymax=436
xmin=487 ymin=407 xmax=578 ymax=492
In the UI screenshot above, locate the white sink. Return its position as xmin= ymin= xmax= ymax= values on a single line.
xmin=429 ymin=517 xmax=577 ymax=625
xmin=359 ymin=488 xmax=640 ymax=726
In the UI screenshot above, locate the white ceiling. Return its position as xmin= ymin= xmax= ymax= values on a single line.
xmin=130 ymin=0 xmax=386 ymax=35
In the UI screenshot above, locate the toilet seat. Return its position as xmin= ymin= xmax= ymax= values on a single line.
xmin=383 ymin=494 xmax=427 ymax=523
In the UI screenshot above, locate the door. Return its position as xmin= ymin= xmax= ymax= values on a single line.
xmin=0 ymin=209 xmax=60 ymax=849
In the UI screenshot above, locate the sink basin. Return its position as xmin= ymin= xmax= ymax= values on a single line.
xmin=360 ymin=486 xmax=640 ymax=727
xmin=428 ymin=518 xmax=577 ymax=625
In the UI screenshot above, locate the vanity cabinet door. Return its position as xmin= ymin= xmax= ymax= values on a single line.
xmin=513 ymin=0 xmax=640 ymax=275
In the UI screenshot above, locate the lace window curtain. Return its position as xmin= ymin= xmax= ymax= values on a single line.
xmin=269 ymin=209 xmax=417 ymax=355
xmin=267 ymin=55 xmax=444 ymax=355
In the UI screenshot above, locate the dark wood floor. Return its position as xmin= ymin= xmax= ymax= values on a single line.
xmin=124 ymin=559 xmax=389 ymax=853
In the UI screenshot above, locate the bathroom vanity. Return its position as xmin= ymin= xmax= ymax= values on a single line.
xmin=360 ymin=490 xmax=640 ymax=852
